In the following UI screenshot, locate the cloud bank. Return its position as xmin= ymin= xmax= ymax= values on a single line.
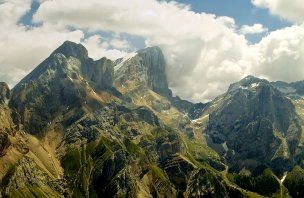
xmin=252 ymin=0 xmax=304 ymax=23
xmin=1 ymin=0 xmax=304 ymax=102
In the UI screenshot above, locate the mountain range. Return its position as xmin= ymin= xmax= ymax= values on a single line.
xmin=1 ymin=41 xmax=304 ymax=197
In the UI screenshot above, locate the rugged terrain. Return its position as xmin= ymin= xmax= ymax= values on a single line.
xmin=1 ymin=41 xmax=304 ymax=197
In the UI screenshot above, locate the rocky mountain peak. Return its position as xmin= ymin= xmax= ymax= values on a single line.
xmin=52 ymin=40 xmax=88 ymax=61
xmin=14 ymin=41 xmax=113 ymax=90
xmin=206 ymin=75 xmax=301 ymax=173
xmin=10 ymin=41 xmax=116 ymax=136
xmin=114 ymin=46 xmax=172 ymax=97
xmin=227 ymin=75 xmax=269 ymax=93
xmin=0 ymin=82 xmax=10 ymax=103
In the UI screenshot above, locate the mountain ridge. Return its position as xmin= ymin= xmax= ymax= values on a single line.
xmin=1 ymin=41 xmax=304 ymax=197
xmin=204 ymin=75 xmax=302 ymax=173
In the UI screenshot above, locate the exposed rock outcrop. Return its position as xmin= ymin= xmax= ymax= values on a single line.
xmin=185 ymin=168 xmax=229 ymax=197
xmin=114 ymin=46 xmax=172 ymax=98
xmin=3 ymin=157 xmax=65 ymax=197
xmin=206 ymin=76 xmax=302 ymax=173
xmin=0 ymin=83 xmax=15 ymax=136
xmin=272 ymin=80 xmax=304 ymax=99
xmin=10 ymin=41 xmax=115 ymax=136
xmin=0 ymin=83 xmax=9 ymax=103
xmin=0 ymin=132 xmax=9 ymax=156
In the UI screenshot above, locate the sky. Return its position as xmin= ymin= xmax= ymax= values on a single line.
xmin=1 ymin=0 xmax=304 ymax=102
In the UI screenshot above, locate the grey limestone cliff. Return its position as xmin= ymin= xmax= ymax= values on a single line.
xmin=206 ymin=76 xmax=302 ymax=173
xmin=114 ymin=46 xmax=172 ymax=98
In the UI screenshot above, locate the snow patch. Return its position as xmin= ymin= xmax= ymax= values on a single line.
xmin=222 ymin=142 xmax=228 ymax=152
xmin=191 ymin=114 xmax=209 ymax=124
xmin=191 ymin=120 xmax=201 ymax=124
xmin=240 ymin=86 xmax=248 ymax=90
xmin=280 ymin=172 xmax=287 ymax=184
xmin=114 ymin=52 xmax=137 ymax=72
xmin=240 ymin=83 xmax=259 ymax=90
xmin=250 ymin=83 xmax=259 ymax=88
xmin=162 ymin=110 xmax=169 ymax=115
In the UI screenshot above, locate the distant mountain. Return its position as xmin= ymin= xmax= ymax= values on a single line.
xmin=1 ymin=41 xmax=304 ymax=197
xmin=204 ymin=76 xmax=302 ymax=174
xmin=272 ymin=80 xmax=304 ymax=99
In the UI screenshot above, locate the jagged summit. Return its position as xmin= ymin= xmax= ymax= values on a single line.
xmin=239 ymin=75 xmax=266 ymax=84
xmin=14 ymin=41 xmax=113 ymax=90
xmin=114 ymin=45 xmax=172 ymax=97
xmin=52 ymin=40 xmax=89 ymax=61
xmin=10 ymin=41 xmax=115 ymax=136
xmin=227 ymin=75 xmax=269 ymax=92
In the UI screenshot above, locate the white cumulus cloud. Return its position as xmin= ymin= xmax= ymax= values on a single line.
xmin=251 ymin=24 xmax=304 ymax=82
xmin=82 ymin=35 xmax=129 ymax=60
xmin=252 ymin=0 xmax=304 ymax=23
xmin=240 ymin=23 xmax=268 ymax=35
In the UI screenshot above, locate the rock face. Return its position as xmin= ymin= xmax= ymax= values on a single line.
xmin=0 ymin=83 xmax=15 ymax=136
xmin=52 ymin=40 xmax=88 ymax=61
xmin=53 ymin=41 xmax=114 ymax=90
xmin=4 ymin=157 xmax=65 ymax=197
xmin=114 ymin=46 xmax=172 ymax=97
xmin=185 ymin=168 xmax=229 ymax=197
xmin=10 ymin=41 xmax=114 ymax=136
xmin=138 ymin=47 xmax=172 ymax=97
xmin=0 ymin=82 xmax=10 ymax=103
xmin=113 ymin=47 xmax=204 ymax=117
xmin=0 ymin=83 xmax=12 ymax=163
xmin=170 ymin=96 xmax=206 ymax=119
xmin=206 ymin=76 xmax=302 ymax=173
xmin=0 ymin=132 xmax=9 ymax=156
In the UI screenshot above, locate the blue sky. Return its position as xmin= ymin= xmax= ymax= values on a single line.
xmin=176 ymin=0 xmax=291 ymax=42
xmin=178 ymin=0 xmax=290 ymax=29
